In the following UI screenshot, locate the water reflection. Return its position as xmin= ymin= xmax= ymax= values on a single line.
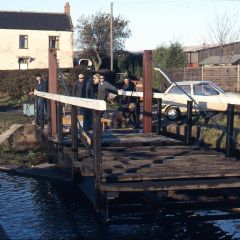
xmin=1 ymin=172 xmax=240 ymax=239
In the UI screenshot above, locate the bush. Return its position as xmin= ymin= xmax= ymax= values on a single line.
xmin=0 ymin=67 xmax=119 ymax=99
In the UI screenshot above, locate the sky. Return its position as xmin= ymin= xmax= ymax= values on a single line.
xmin=1 ymin=0 xmax=240 ymax=51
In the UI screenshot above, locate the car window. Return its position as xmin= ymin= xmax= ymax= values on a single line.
xmin=193 ymin=84 xmax=219 ymax=96
xmin=168 ymin=85 xmax=191 ymax=95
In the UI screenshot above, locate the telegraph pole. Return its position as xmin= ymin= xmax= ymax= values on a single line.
xmin=110 ymin=2 xmax=113 ymax=71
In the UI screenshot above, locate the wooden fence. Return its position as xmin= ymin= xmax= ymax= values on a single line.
xmin=165 ymin=65 xmax=240 ymax=92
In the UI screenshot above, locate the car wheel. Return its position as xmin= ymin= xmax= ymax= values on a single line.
xmin=166 ymin=106 xmax=180 ymax=120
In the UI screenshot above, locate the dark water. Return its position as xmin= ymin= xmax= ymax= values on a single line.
xmin=1 ymin=172 xmax=240 ymax=240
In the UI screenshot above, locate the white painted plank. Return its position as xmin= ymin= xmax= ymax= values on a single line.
xmin=34 ymin=90 xmax=106 ymax=110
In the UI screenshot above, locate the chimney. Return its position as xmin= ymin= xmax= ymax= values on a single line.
xmin=64 ymin=2 xmax=70 ymax=16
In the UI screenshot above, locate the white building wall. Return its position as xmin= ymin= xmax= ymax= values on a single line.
xmin=0 ymin=29 xmax=73 ymax=70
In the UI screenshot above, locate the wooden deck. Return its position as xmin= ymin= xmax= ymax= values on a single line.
xmin=72 ymin=129 xmax=240 ymax=194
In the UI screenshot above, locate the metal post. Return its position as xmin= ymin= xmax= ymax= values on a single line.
xmin=110 ymin=2 xmax=113 ymax=71
xmin=157 ymin=98 xmax=162 ymax=135
xmin=226 ymin=104 xmax=235 ymax=156
xmin=143 ymin=50 xmax=152 ymax=134
xmin=71 ymin=105 xmax=78 ymax=163
xmin=48 ymin=48 xmax=57 ymax=137
xmin=185 ymin=100 xmax=193 ymax=145
xmin=93 ymin=110 xmax=102 ymax=212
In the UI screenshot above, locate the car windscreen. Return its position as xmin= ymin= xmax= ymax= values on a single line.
xmin=211 ymin=83 xmax=225 ymax=94
xmin=193 ymin=83 xmax=219 ymax=96
xmin=167 ymin=85 xmax=191 ymax=95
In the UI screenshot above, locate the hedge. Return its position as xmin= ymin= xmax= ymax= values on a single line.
xmin=0 ymin=68 xmax=116 ymax=99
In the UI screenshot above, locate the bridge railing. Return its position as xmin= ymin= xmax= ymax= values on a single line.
xmin=118 ymin=90 xmax=239 ymax=156
xmin=34 ymin=90 xmax=106 ymax=210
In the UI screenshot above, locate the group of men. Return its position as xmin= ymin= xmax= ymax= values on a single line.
xmin=72 ymin=72 xmax=120 ymax=130
xmin=33 ymin=72 xmax=137 ymax=130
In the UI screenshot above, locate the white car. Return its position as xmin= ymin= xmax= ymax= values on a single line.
xmin=155 ymin=80 xmax=240 ymax=120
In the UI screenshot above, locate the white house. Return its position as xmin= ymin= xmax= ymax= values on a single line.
xmin=0 ymin=2 xmax=73 ymax=70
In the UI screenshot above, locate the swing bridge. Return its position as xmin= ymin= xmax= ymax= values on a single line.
xmin=34 ymin=49 xmax=240 ymax=218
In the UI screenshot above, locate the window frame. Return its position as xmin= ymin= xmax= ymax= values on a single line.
xmin=18 ymin=57 xmax=29 ymax=70
xmin=19 ymin=35 xmax=28 ymax=49
xmin=167 ymin=85 xmax=191 ymax=95
xmin=193 ymin=83 xmax=220 ymax=96
xmin=49 ymin=36 xmax=60 ymax=49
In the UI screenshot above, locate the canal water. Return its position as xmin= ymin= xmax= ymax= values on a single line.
xmin=1 ymin=172 xmax=240 ymax=240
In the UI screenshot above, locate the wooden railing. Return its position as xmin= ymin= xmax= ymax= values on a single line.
xmin=119 ymin=90 xmax=238 ymax=156
xmin=34 ymin=90 xmax=106 ymax=210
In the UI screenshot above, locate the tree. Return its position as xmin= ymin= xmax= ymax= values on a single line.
xmin=117 ymin=51 xmax=143 ymax=79
xmin=166 ymin=42 xmax=186 ymax=69
xmin=75 ymin=11 xmax=131 ymax=71
xmin=207 ymin=12 xmax=240 ymax=56
xmin=152 ymin=42 xmax=186 ymax=90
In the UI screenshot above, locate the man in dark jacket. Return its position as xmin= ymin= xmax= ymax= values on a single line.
xmin=31 ymin=73 xmax=48 ymax=125
xmin=83 ymin=75 xmax=95 ymax=130
xmin=97 ymin=74 xmax=118 ymax=100
xmin=72 ymin=73 xmax=86 ymax=98
xmin=72 ymin=73 xmax=86 ymax=114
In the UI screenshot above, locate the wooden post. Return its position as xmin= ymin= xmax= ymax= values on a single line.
xmin=185 ymin=100 xmax=193 ymax=145
xmin=135 ymin=97 xmax=140 ymax=129
xmin=71 ymin=105 xmax=78 ymax=163
xmin=93 ymin=110 xmax=102 ymax=212
xmin=48 ymin=48 xmax=57 ymax=137
xmin=143 ymin=50 xmax=152 ymax=134
xmin=226 ymin=104 xmax=235 ymax=156
xmin=157 ymin=98 xmax=162 ymax=135
xmin=237 ymin=64 xmax=240 ymax=92
xmin=40 ymin=104 xmax=44 ymax=131
xmin=47 ymin=99 xmax=52 ymax=139
xmin=57 ymin=102 xmax=63 ymax=144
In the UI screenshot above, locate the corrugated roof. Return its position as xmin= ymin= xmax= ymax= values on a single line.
xmin=183 ymin=44 xmax=215 ymax=52
xmin=199 ymin=54 xmax=240 ymax=65
xmin=0 ymin=11 xmax=73 ymax=31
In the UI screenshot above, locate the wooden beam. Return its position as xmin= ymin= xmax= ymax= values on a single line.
xmin=100 ymin=178 xmax=240 ymax=192
xmin=93 ymin=110 xmax=103 ymax=212
xmin=34 ymin=91 xmax=106 ymax=111
xmin=48 ymin=49 xmax=57 ymax=137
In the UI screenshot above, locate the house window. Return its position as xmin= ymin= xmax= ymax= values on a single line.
xmin=19 ymin=35 xmax=28 ymax=49
xmin=18 ymin=57 xmax=28 ymax=70
xmin=49 ymin=36 xmax=59 ymax=49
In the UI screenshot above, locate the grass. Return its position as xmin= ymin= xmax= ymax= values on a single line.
xmin=0 ymin=93 xmax=45 ymax=166
xmin=0 ymin=149 xmax=47 ymax=167
xmin=0 ymin=93 xmax=33 ymax=134
xmin=0 ymin=114 xmax=32 ymax=134
xmin=192 ymin=112 xmax=240 ymax=149
xmin=0 ymin=93 xmax=29 ymax=108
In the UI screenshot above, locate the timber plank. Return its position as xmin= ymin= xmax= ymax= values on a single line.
xmin=103 ymin=170 xmax=240 ymax=182
xmin=100 ymin=177 xmax=240 ymax=192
